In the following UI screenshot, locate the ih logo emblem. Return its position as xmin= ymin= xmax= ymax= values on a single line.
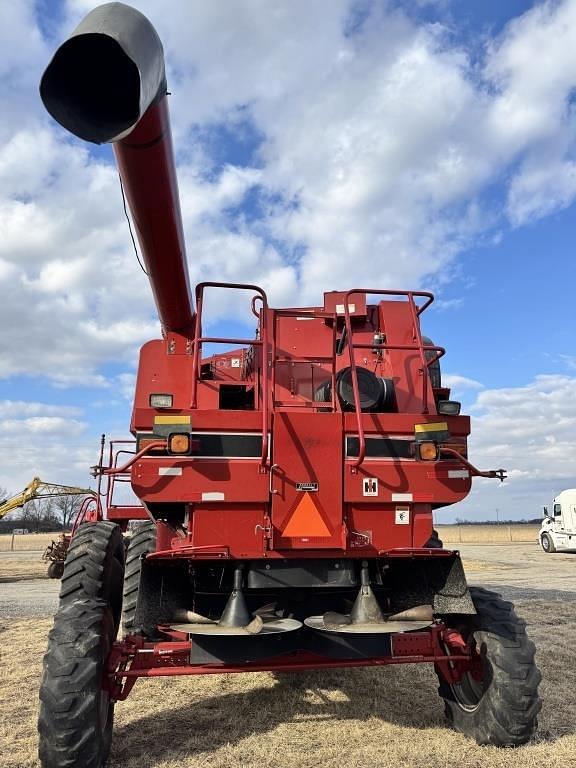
xmin=363 ymin=478 xmax=378 ymax=496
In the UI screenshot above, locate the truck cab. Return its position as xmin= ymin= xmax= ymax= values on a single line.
xmin=540 ymin=489 xmax=576 ymax=552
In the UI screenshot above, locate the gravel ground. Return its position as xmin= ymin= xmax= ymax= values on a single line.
xmin=1 ymin=541 xmax=574 ymax=619
xmin=0 ymin=578 xmax=60 ymax=617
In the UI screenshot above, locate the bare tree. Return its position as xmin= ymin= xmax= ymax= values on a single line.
xmin=54 ymin=494 xmax=90 ymax=529
xmin=22 ymin=497 xmax=55 ymax=532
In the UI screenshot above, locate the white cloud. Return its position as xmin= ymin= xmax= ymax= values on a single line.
xmin=0 ymin=416 xmax=86 ymax=436
xmin=442 ymin=374 xmax=484 ymax=392
xmin=0 ymin=0 xmax=572 ymax=385
xmin=0 ymin=401 xmax=81 ymax=418
xmin=507 ymin=158 xmax=576 ymax=225
xmin=451 ymin=375 xmax=576 ymax=520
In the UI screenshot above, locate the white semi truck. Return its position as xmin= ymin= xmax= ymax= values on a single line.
xmin=539 ymin=489 xmax=576 ymax=553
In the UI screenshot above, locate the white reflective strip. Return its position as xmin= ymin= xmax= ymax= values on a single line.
xmin=202 ymin=492 xmax=225 ymax=501
xmin=158 ymin=467 xmax=182 ymax=476
xmin=335 ymin=303 xmax=356 ymax=315
xmin=392 ymin=493 xmax=413 ymax=502
xmin=448 ymin=470 xmax=470 ymax=479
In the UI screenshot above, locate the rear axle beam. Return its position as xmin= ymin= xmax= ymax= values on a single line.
xmin=106 ymin=623 xmax=476 ymax=702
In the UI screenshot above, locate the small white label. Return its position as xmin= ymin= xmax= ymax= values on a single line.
xmin=392 ymin=493 xmax=413 ymax=502
xmin=335 ymin=303 xmax=356 ymax=315
xmin=363 ymin=478 xmax=378 ymax=496
xmin=202 ymin=492 xmax=225 ymax=501
xmin=158 ymin=467 xmax=182 ymax=476
xmin=395 ymin=506 xmax=410 ymax=525
xmin=448 ymin=470 xmax=470 ymax=479
xmin=231 ymin=358 xmax=241 ymax=368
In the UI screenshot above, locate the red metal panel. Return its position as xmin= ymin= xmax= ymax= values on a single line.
xmin=131 ymin=459 xmax=268 ymax=502
xmin=107 ymin=506 xmax=149 ymax=522
xmin=191 ymin=504 xmax=266 ymax=557
xmin=343 ymin=413 xmax=471 ymax=436
xmin=344 ymin=462 xmax=471 ymax=505
xmin=324 ymin=291 xmax=367 ymax=317
xmin=379 ymin=300 xmax=434 ymax=413
xmin=275 ymin=315 xmax=334 ymax=360
xmin=346 ymin=502 xmax=434 ymax=550
xmin=347 ymin=504 xmax=413 ymax=549
xmin=272 ymin=412 xmax=344 ymax=549
xmin=131 ymin=339 xmax=192 ymax=428
xmin=412 ymin=504 xmax=434 ymax=547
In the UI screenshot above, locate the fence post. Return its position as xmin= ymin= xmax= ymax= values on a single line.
xmin=10 ymin=531 xmax=15 ymax=551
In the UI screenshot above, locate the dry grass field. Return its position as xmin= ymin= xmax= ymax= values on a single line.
xmin=0 ymin=557 xmax=47 ymax=581
xmin=438 ymin=524 xmax=540 ymax=544
xmin=0 ymin=533 xmax=58 ymax=552
xmin=1 ymin=599 xmax=575 ymax=768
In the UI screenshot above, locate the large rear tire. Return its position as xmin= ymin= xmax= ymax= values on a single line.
xmin=437 ymin=587 xmax=541 ymax=746
xmin=38 ymin=521 xmax=124 ymax=768
xmin=122 ymin=520 xmax=157 ymax=637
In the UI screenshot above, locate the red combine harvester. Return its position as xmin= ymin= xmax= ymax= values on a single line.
xmin=38 ymin=4 xmax=540 ymax=766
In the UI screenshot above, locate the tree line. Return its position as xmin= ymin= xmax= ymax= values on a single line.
xmin=0 ymin=485 xmax=90 ymax=533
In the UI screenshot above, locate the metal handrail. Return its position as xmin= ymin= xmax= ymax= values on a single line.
xmin=343 ymin=289 xmax=441 ymax=468
xmin=191 ymin=282 xmax=270 ymax=467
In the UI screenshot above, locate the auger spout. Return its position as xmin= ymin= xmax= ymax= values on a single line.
xmin=40 ymin=1 xmax=195 ymax=335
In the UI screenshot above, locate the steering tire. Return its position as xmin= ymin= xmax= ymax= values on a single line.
xmin=38 ymin=521 xmax=124 ymax=767
xmin=436 ymin=587 xmax=541 ymax=746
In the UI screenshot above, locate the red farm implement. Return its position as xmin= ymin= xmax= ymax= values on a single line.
xmin=37 ymin=5 xmax=540 ymax=767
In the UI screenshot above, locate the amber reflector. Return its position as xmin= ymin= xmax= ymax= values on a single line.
xmin=169 ymin=433 xmax=191 ymax=454
xmin=418 ymin=441 xmax=439 ymax=461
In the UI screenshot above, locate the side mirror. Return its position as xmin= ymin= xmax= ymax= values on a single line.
xmin=543 ymin=506 xmax=552 ymax=519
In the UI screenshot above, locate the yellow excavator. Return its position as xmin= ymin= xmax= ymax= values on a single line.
xmin=0 ymin=477 xmax=98 ymax=578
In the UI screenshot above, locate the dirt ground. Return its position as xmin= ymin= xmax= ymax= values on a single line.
xmin=0 ymin=543 xmax=575 ymax=767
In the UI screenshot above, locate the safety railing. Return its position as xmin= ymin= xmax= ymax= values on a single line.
xmin=190 ymin=282 xmax=270 ymax=467
xmin=342 ymin=289 xmax=445 ymax=468
xmin=98 ymin=439 xmax=147 ymax=514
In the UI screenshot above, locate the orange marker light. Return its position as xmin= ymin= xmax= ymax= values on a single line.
xmin=417 ymin=441 xmax=439 ymax=461
xmin=168 ymin=433 xmax=191 ymax=454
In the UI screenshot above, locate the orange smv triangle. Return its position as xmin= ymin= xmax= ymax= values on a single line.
xmin=282 ymin=492 xmax=331 ymax=537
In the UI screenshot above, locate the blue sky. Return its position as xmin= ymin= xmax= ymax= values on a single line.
xmin=0 ymin=0 xmax=575 ymax=521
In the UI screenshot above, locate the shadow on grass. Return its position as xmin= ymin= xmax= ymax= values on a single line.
xmin=111 ymin=665 xmax=452 ymax=764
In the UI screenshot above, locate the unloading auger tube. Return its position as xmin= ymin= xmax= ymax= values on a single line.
xmin=40 ymin=1 xmax=195 ymax=336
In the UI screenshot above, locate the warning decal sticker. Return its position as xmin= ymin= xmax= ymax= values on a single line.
xmin=395 ymin=506 xmax=410 ymax=525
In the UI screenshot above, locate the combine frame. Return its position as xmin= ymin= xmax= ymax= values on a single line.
xmin=36 ymin=5 xmax=541 ymax=767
